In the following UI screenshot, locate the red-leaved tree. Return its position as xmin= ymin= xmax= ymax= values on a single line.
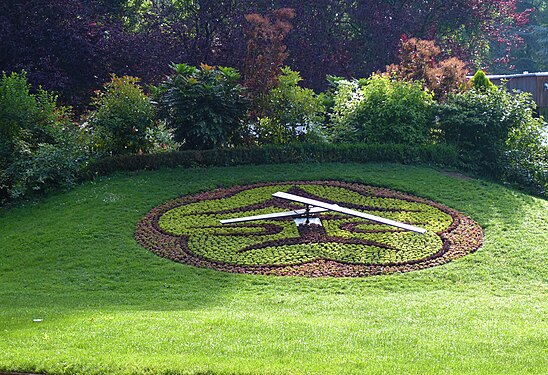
xmin=386 ymin=37 xmax=469 ymax=101
xmin=243 ymin=8 xmax=296 ymax=100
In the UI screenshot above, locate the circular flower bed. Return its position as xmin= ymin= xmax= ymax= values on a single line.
xmin=136 ymin=181 xmax=483 ymax=277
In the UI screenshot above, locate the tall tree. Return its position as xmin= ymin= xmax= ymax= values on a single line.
xmin=344 ymin=0 xmax=533 ymax=73
xmin=505 ymin=0 xmax=548 ymax=72
xmin=274 ymin=0 xmax=352 ymax=90
xmin=243 ymin=8 xmax=295 ymax=97
xmin=0 ymin=0 xmax=535 ymax=104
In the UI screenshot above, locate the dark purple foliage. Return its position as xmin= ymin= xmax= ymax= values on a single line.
xmin=0 ymin=0 xmax=184 ymax=107
xmin=0 ymin=0 xmax=532 ymax=105
xmin=0 ymin=0 xmax=102 ymax=105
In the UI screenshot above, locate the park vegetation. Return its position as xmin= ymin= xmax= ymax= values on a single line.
xmin=0 ymin=3 xmax=547 ymax=204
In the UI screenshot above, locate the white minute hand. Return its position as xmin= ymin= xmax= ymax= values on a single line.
xmin=272 ymin=191 xmax=427 ymax=234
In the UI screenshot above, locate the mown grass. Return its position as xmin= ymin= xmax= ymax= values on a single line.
xmin=0 ymin=163 xmax=546 ymax=374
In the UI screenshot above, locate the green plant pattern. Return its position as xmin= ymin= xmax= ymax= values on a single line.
xmin=137 ymin=181 xmax=483 ymax=276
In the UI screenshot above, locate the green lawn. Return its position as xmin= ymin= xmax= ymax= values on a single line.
xmin=0 ymin=163 xmax=546 ymax=374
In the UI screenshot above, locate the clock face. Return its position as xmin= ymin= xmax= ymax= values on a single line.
xmin=136 ymin=181 xmax=483 ymax=277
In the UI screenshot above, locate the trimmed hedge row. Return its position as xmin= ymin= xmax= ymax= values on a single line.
xmin=84 ymin=143 xmax=459 ymax=177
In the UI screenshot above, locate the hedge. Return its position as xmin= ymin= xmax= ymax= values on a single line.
xmin=83 ymin=143 xmax=459 ymax=178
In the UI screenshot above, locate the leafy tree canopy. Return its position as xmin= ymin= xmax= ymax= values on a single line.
xmin=0 ymin=0 xmax=537 ymax=104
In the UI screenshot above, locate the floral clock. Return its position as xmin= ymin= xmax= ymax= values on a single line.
xmin=136 ymin=181 xmax=483 ymax=277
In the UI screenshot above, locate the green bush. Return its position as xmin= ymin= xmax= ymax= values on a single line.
xmin=88 ymin=75 xmax=155 ymax=155
xmin=84 ymin=143 xmax=458 ymax=177
xmin=0 ymin=71 xmax=87 ymax=202
xmin=437 ymin=85 xmax=547 ymax=192
xmin=154 ymin=63 xmax=249 ymax=150
xmin=504 ymin=114 xmax=547 ymax=194
xmin=325 ymin=78 xmax=363 ymax=142
xmin=255 ymin=67 xmax=326 ymax=144
xmin=5 ymin=134 xmax=86 ymax=199
xmin=469 ymin=69 xmax=494 ymax=91
xmin=329 ymin=74 xmax=435 ymax=145
xmin=147 ymin=121 xmax=181 ymax=153
xmin=0 ymin=72 xmax=57 ymax=167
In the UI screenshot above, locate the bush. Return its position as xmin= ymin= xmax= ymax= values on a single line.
xmin=88 ymin=75 xmax=155 ymax=155
xmin=0 ymin=71 xmax=87 ymax=202
xmin=504 ymin=114 xmax=547 ymax=194
xmin=147 ymin=121 xmax=180 ymax=153
xmin=84 ymin=143 xmax=459 ymax=177
xmin=324 ymin=78 xmax=363 ymax=142
xmin=385 ymin=38 xmax=468 ymax=101
xmin=255 ymin=67 xmax=326 ymax=144
xmin=0 ymin=72 xmax=58 ymax=164
xmin=5 ymin=133 xmax=86 ymax=199
xmin=154 ymin=63 xmax=249 ymax=150
xmin=437 ymin=85 xmax=547 ymax=192
xmin=243 ymin=8 xmax=295 ymax=101
xmin=469 ymin=69 xmax=494 ymax=91
xmin=329 ymin=74 xmax=435 ymax=145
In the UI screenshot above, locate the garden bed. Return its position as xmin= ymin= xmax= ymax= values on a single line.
xmin=136 ymin=181 xmax=483 ymax=276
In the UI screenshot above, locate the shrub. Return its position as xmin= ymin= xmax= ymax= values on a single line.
xmin=385 ymin=37 xmax=468 ymax=101
xmin=88 ymin=75 xmax=155 ymax=155
xmin=436 ymin=58 xmax=469 ymax=100
xmin=243 ymin=8 xmax=295 ymax=101
xmin=0 ymin=71 xmax=87 ymax=202
xmin=154 ymin=63 xmax=249 ymax=150
xmin=504 ymin=114 xmax=547 ymax=194
xmin=0 ymin=72 xmax=58 ymax=161
xmin=255 ymin=67 xmax=326 ymax=144
xmin=329 ymin=74 xmax=435 ymax=145
xmin=85 ymin=143 xmax=458 ymax=177
xmin=437 ymin=85 xmax=547 ymax=192
xmin=469 ymin=69 xmax=494 ymax=91
xmin=437 ymin=87 xmax=515 ymax=171
xmin=147 ymin=121 xmax=181 ymax=153
xmin=324 ymin=78 xmax=363 ymax=142
xmin=4 ymin=132 xmax=86 ymax=199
